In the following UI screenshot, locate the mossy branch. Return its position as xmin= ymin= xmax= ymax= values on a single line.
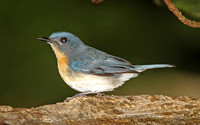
xmin=0 ymin=95 xmax=200 ymax=124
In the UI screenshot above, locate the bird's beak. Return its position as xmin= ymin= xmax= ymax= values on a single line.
xmin=38 ymin=37 xmax=52 ymax=43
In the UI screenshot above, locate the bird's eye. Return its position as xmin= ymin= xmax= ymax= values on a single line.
xmin=60 ymin=37 xmax=67 ymax=43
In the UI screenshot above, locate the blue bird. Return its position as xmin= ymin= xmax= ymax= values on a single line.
xmin=38 ymin=32 xmax=174 ymax=101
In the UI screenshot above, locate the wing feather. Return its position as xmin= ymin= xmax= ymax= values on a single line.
xmin=71 ymin=56 xmax=139 ymax=76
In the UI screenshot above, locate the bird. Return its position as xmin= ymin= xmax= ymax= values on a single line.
xmin=38 ymin=32 xmax=174 ymax=101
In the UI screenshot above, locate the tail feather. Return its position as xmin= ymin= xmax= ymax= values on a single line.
xmin=133 ymin=64 xmax=175 ymax=72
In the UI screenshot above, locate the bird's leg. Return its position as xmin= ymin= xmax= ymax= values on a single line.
xmin=64 ymin=91 xmax=94 ymax=101
xmin=97 ymin=92 xmax=101 ymax=96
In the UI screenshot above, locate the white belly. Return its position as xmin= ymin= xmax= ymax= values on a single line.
xmin=61 ymin=70 xmax=138 ymax=93
xmin=51 ymin=45 xmax=139 ymax=93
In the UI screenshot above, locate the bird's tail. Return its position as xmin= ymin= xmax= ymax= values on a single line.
xmin=133 ymin=64 xmax=175 ymax=72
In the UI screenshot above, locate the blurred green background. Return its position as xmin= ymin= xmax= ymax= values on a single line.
xmin=0 ymin=0 xmax=200 ymax=108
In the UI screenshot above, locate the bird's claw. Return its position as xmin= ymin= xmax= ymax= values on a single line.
xmin=96 ymin=92 xmax=105 ymax=96
xmin=64 ymin=92 xmax=91 ymax=101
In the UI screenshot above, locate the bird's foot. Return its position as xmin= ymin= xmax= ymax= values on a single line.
xmin=96 ymin=92 xmax=105 ymax=96
xmin=64 ymin=91 xmax=93 ymax=101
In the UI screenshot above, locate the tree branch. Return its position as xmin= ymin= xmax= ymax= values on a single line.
xmin=0 ymin=95 xmax=200 ymax=124
xmin=164 ymin=0 xmax=200 ymax=28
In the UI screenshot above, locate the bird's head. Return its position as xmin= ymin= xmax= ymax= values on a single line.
xmin=38 ymin=32 xmax=85 ymax=57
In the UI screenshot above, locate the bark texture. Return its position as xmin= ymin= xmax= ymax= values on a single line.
xmin=0 ymin=95 xmax=200 ymax=125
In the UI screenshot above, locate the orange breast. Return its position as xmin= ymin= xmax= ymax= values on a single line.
xmin=50 ymin=45 xmax=69 ymax=80
xmin=58 ymin=57 xmax=68 ymax=78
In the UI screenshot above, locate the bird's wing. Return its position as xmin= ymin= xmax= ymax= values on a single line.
xmin=71 ymin=54 xmax=139 ymax=76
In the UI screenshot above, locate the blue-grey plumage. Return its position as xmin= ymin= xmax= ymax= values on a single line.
xmin=38 ymin=32 xmax=174 ymax=101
